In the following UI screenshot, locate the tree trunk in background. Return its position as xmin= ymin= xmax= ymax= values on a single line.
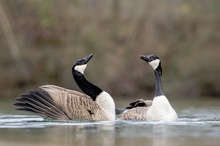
xmin=0 ymin=2 xmax=30 ymax=79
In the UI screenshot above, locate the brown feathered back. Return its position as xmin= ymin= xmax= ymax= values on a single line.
xmin=117 ymin=107 xmax=150 ymax=120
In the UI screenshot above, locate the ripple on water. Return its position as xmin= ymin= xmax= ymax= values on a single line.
xmin=0 ymin=113 xmax=220 ymax=127
xmin=0 ymin=114 xmax=118 ymax=128
xmin=0 ymin=114 xmax=220 ymax=141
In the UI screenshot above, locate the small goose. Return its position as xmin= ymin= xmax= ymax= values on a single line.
xmin=117 ymin=54 xmax=178 ymax=122
xmin=14 ymin=54 xmax=116 ymax=121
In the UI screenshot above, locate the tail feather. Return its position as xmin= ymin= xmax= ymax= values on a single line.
xmin=14 ymin=99 xmax=59 ymax=119
xmin=30 ymin=90 xmax=55 ymax=105
xmin=22 ymin=91 xmax=64 ymax=116
xmin=15 ymin=98 xmax=47 ymax=112
xmin=14 ymin=89 xmax=70 ymax=120
xmin=14 ymin=103 xmax=45 ymax=115
xmin=16 ymin=96 xmax=48 ymax=111
xmin=30 ymin=91 xmax=65 ymax=116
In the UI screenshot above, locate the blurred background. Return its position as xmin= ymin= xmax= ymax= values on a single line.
xmin=0 ymin=0 xmax=220 ymax=100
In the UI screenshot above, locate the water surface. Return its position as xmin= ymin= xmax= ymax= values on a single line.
xmin=0 ymin=98 xmax=219 ymax=146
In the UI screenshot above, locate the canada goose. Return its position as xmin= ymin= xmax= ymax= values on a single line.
xmin=117 ymin=54 xmax=178 ymax=122
xmin=14 ymin=54 xmax=116 ymax=121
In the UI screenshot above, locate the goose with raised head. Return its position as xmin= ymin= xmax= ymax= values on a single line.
xmin=14 ymin=54 xmax=116 ymax=121
xmin=117 ymin=54 xmax=178 ymax=122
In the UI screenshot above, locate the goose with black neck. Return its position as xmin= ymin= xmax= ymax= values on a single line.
xmin=14 ymin=54 xmax=116 ymax=121
xmin=72 ymin=54 xmax=116 ymax=120
xmin=117 ymin=54 xmax=178 ymax=122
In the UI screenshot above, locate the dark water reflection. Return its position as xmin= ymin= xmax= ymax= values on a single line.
xmin=0 ymin=98 xmax=220 ymax=146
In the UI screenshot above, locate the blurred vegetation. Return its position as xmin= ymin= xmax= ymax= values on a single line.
xmin=0 ymin=0 xmax=220 ymax=99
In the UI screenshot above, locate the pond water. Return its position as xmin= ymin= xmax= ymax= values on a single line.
xmin=0 ymin=98 xmax=220 ymax=146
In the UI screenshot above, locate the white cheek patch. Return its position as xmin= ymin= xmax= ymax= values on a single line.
xmin=149 ymin=59 xmax=160 ymax=70
xmin=74 ymin=64 xmax=87 ymax=74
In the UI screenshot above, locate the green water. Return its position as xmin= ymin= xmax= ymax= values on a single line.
xmin=0 ymin=98 xmax=220 ymax=146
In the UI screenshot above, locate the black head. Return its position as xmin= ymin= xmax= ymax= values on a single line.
xmin=140 ymin=54 xmax=162 ymax=75
xmin=141 ymin=54 xmax=159 ymax=63
xmin=74 ymin=54 xmax=93 ymax=66
xmin=72 ymin=54 xmax=93 ymax=74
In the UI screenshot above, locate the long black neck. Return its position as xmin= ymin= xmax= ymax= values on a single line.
xmin=72 ymin=70 xmax=102 ymax=101
xmin=154 ymin=65 xmax=163 ymax=97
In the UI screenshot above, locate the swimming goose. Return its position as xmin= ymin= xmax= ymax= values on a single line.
xmin=117 ymin=54 xmax=178 ymax=122
xmin=14 ymin=54 xmax=116 ymax=121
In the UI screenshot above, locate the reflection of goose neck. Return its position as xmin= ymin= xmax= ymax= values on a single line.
xmin=73 ymin=70 xmax=102 ymax=100
xmin=154 ymin=70 xmax=163 ymax=97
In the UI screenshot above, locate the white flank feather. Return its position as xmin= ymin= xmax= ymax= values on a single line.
xmin=96 ymin=91 xmax=116 ymax=120
xmin=147 ymin=95 xmax=178 ymax=122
